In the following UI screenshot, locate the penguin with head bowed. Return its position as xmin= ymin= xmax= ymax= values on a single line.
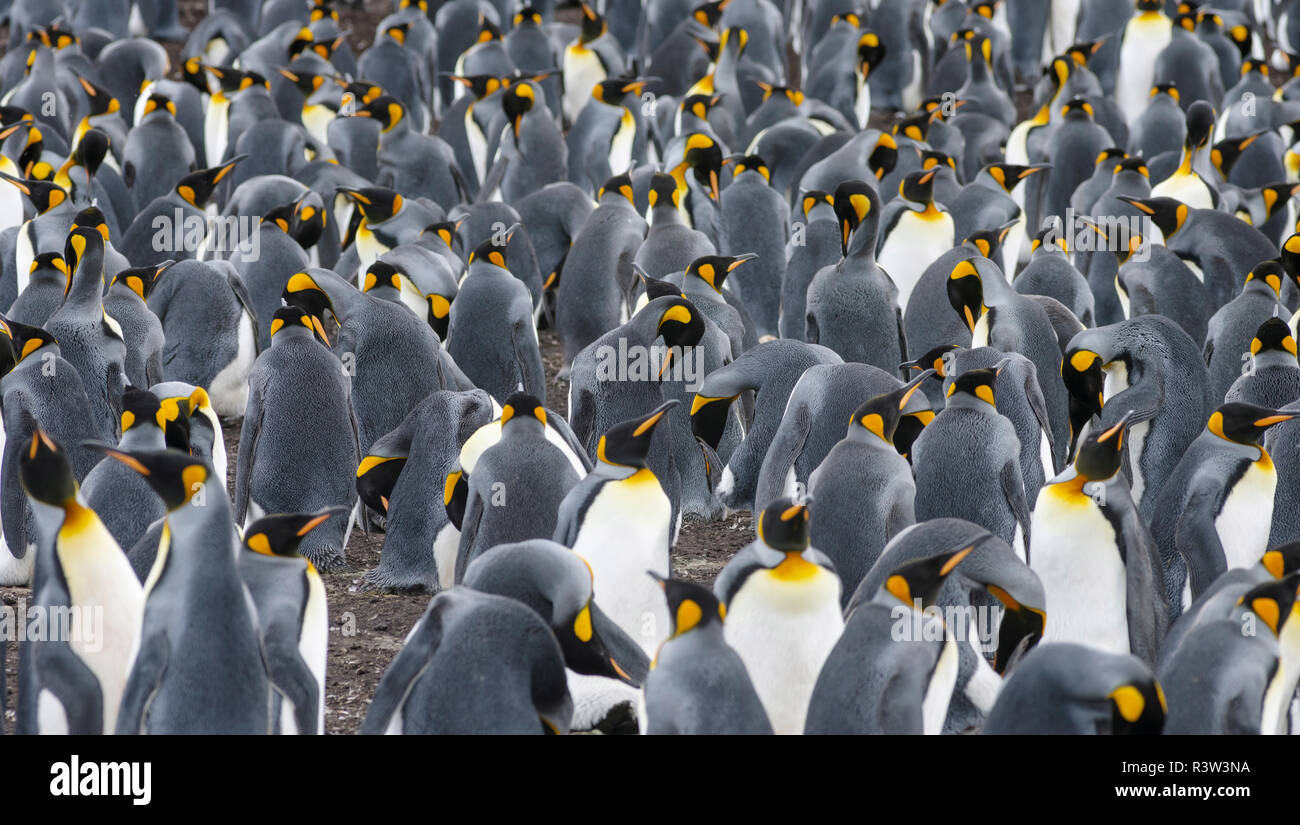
xmin=103 ymin=447 xmax=272 ymax=734
xmin=1062 ymin=316 xmax=1213 ymax=519
xmin=80 ymin=389 xmax=173 ymax=559
xmin=1149 ymin=99 xmax=1220 ymax=209
xmin=1012 ymin=222 xmax=1095 ymax=327
xmin=805 ymin=179 xmax=906 ymax=374
xmin=119 ymin=156 xmax=248 ymax=268
xmin=0 ymin=318 xmax=104 ymax=586
xmin=240 ymin=508 xmax=342 ymax=734
xmin=983 ymin=643 xmax=1166 ymax=734
xmin=554 ymin=171 xmax=647 ymax=376
xmin=554 ymin=401 xmax=677 ymax=658
xmin=1158 ymin=573 xmax=1300 ymax=734
xmin=713 ymin=497 xmax=843 ymax=734
xmin=454 ymin=392 xmax=584 ymax=582
xmin=804 ymin=541 xmax=978 ymax=734
xmin=445 ymin=230 xmax=546 ymax=405
xmin=484 ymin=79 xmax=568 ymax=203
xmin=235 ymin=305 xmax=360 ymax=571
xmin=1149 ymin=402 xmax=1298 ymax=618
xmin=104 ymin=263 xmax=168 ymax=390
xmin=360 ymin=587 xmax=573 ymax=735
xmin=14 ymin=430 xmax=142 ymax=735
xmin=781 ymin=189 xmax=840 ymax=341
xmin=718 ymin=153 xmax=789 ymax=341
xmin=1031 ymin=410 xmax=1170 ymax=663
xmin=912 ymin=367 xmax=1033 ymax=559
xmin=806 ymin=371 xmax=933 ymax=606
xmin=641 ymin=574 xmax=772 ymax=735
xmin=567 ymin=76 xmax=650 ymax=196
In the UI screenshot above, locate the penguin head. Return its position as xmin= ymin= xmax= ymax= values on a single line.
xmin=1061 ymin=345 xmax=1107 ymax=420
xmin=832 ymin=179 xmax=881 ymax=257
xmin=962 ymin=33 xmax=994 ymax=67
xmin=881 ymin=545 xmax=975 ymax=610
xmin=513 ymin=6 xmax=543 ymax=26
xmin=468 ymin=228 xmax=516 ymax=270
xmin=1257 ymin=257 xmax=1294 ymax=297
xmin=692 ymin=0 xmax=728 ymax=27
xmin=1173 ymin=10 xmax=1197 ymax=31
xmin=244 ymin=509 xmax=342 ymax=560
xmin=355 ymin=95 xmax=406 ymax=132
xmin=62 ymin=225 xmax=104 ymax=290
xmin=0 ymin=172 xmax=68 ymax=214
xmin=1236 ymin=573 xmax=1300 ymax=639
xmin=729 ymin=154 xmax=770 ymax=183
xmin=596 ymin=400 xmax=679 ymax=468
xmin=901 ymin=343 xmax=961 ymax=379
xmin=674 ymin=133 xmax=724 ymax=201
xmin=684 ymin=253 xmax=755 ymax=293
xmin=651 ymin=295 xmax=706 ymax=354
xmin=284 ymin=271 xmax=336 ymax=327
xmin=1134 ymin=0 xmax=1164 ymax=11
xmin=262 ymin=202 xmax=298 ymax=237
xmin=357 ymin=450 xmax=407 ymax=515
xmin=946 ymin=367 xmax=998 ymax=408
xmin=277 ymin=68 xmax=329 ymax=99
xmin=592 ymin=77 xmax=645 ymax=105
xmin=1030 ymin=219 xmax=1068 ymax=254
xmin=918 ymin=150 xmax=956 ymax=176
xmin=18 ymin=126 xmax=48 ymax=180
xmin=30 ymin=252 xmax=69 ymax=291
xmin=175 ymin=156 xmax=246 ymax=208
xmin=755 ymin=497 xmax=811 ymax=553
xmin=1250 ymin=317 xmax=1299 ymax=363
xmin=652 ymin=573 xmax=725 ymax=639
xmin=337 ymin=185 xmax=402 ymax=224
xmin=448 ymin=73 xmax=504 ymax=100
xmin=718 ymin=26 xmax=748 ymax=58
xmin=893 ymin=110 xmax=932 ymax=144
xmin=597 ymin=171 xmax=636 ymax=205
xmin=963 ymin=221 xmax=1016 ymax=261
xmin=1245 ymin=182 xmax=1300 ymax=227
xmin=1074 ymin=410 xmax=1134 ymax=482
xmin=6 ymin=318 xmax=56 ymax=362
xmin=1206 ymin=402 xmax=1297 ymax=446
xmin=1150 ymin=82 xmax=1179 ymax=103
xmin=499 ymin=392 xmax=548 ymax=433
xmin=362 ymin=260 xmax=404 ymax=293
xmin=270 ymin=304 xmax=329 ymax=346
xmin=799 ymin=189 xmax=834 ymax=221
xmin=947 ymin=258 xmax=990 ymax=332
xmin=983 ymin=162 xmax=1048 ymax=194
xmin=639 ymin=271 xmax=682 ymax=301
xmin=849 ymin=370 xmax=934 ymax=444
xmin=1117 ymin=195 xmax=1188 ymax=239
xmin=1108 ymin=675 xmax=1167 ymax=734
xmin=898 ymin=169 xmax=938 ymax=206
xmin=754 ymin=82 xmax=803 ymax=109
xmin=679 ymin=92 xmax=721 ymax=123
xmin=70 ymin=206 xmax=110 ymax=242
xmin=577 ymin=3 xmax=607 ymax=43
xmin=87 ymin=446 xmax=213 ymax=511
xmin=18 ymin=430 xmax=77 ymax=508
xmin=381 ymin=22 xmax=411 ymax=46
xmin=75 ymin=76 xmax=120 ymax=119
xmin=857 ymin=31 xmax=886 ymax=77
xmin=1112 ymin=156 xmax=1149 ymax=182
xmin=424 ymin=221 xmax=464 ymax=254
xmin=647 ymin=172 xmax=682 ymax=211
xmin=1262 ymin=542 xmax=1300 ymax=580
xmin=1184 ymin=100 xmax=1216 ymax=151
xmin=141 ymin=94 xmax=177 ymax=118
xmin=120 ymin=387 xmax=168 ymax=434
xmin=1059 ymin=96 xmax=1095 ymax=121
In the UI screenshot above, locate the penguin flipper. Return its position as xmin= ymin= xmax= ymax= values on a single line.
xmin=568 ymin=385 xmax=597 ymax=455
xmin=233 ymin=382 xmax=263 ymax=525
xmin=115 ymin=630 xmax=170 ymax=735
xmin=1018 ymin=363 xmax=1059 ymax=471
xmin=360 ymin=608 xmax=442 ymax=735
xmin=1123 ymin=520 xmax=1170 ymax=666
xmin=122 ymin=161 xmax=135 ymax=189
xmin=262 ymin=631 xmax=320 ymax=736
xmin=1000 ymin=460 xmax=1032 ymax=556
xmin=547 ymin=414 xmax=595 ymax=473
xmin=226 ymin=271 xmax=261 ymax=355
xmin=1174 ymin=478 xmax=1229 ymax=598
xmin=1 ymin=400 xmax=36 ymax=559
xmin=452 ymin=490 xmax=485 ymax=584
xmin=33 ymin=640 xmax=104 ymax=734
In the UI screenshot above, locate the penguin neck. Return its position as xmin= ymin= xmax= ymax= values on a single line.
xmin=845 ymin=426 xmax=894 ymax=449
xmin=593 ymin=460 xmax=640 ymax=480
xmin=164 ymin=491 xmax=238 ymax=574
xmin=649 ymin=203 xmax=684 ymax=226
xmin=845 ymin=224 xmax=877 ymax=260
xmin=945 ymin=393 xmax=996 ymax=414
xmin=118 ymin=426 xmax=166 ymax=451
xmin=65 ymin=258 xmax=106 ymax=308
xmin=1252 ymin=350 xmax=1298 ymax=371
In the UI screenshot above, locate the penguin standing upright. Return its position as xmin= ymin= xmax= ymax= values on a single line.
xmin=641 ymin=575 xmax=773 ymax=735
xmin=1030 ymin=412 xmax=1170 ymax=662
xmin=713 ymin=498 xmax=843 ymax=735
xmin=17 ymin=431 xmax=143 ymax=735
xmin=781 ymin=190 xmax=840 ymax=340
xmin=634 ymin=171 xmax=714 ymax=279
xmin=562 ymin=4 xmax=624 ymax=127
xmin=235 ymin=306 xmax=359 ymax=571
xmin=81 ymin=389 xmax=172 ymax=557
xmin=876 ymin=169 xmax=955 ymax=313
xmin=1116 ymin=0 xmax=1174 ymax=126
xmin=718 ymin=154 xmax=789 ymax=341
xmin=554 ymin=401 xmax=677 ymax=655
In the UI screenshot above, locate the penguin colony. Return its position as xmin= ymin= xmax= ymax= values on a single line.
xmin=1 ymin=0 xmax=1300 ymax=737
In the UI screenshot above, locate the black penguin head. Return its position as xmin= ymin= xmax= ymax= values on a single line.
xmin=679 ymin=93 xmax=721 ymax=122
xmin=424 ymin=220 xmax=464 ymax=253
xmin=70 ymin=206 xmax=110 ymax=242
xmin=1134 ymin=0 xmax=1164 ymax=11
xmin=262 ymin=202 xmax=297 ymax=237
xmin=283 ymin=271 xmax=337 ymax=325
xmin=6 ymin=318 xmax=56 ymax=362
xmin=597 ymin=171 xmax=636 ymax=205
xmin=799 ymin=189 xmax=834 ymax=220
xmin=447 ymin=74 xmax=504 ymax=100
xmin=1031 ymin=219 xmax=1069 ymax=254
xmin=63 ymin=225 xmax=104 ymax=288
xmin=1249 ymin=182 xmax=1300 ymax=224
xmin=1060 ymin=96 xmax=1095 ymax=120
xmin=120 ymin=388 xmax=166 ymax=434
xmin=596 ymin=400 xmax=678 ymax=468
xmin=849 ymin=370 xmax=933 ymax=444
xmin=277 ymin=67 xmax=328 ymax=98
xmin=62 ymin=128 xmax=111 ymax=184
xmin=1117 ymin=195 xmax=1188 ymax=238
xmin=652 ymin=573 xmax=725 ymax=638
xmin=963 ymin=222 xmax=1016 ymax=261
xmin=946 ymin=258 xmax=988 ymax=332
xmin=140 ymin=94 xmax=177 ymax=118
xmin=946 ymin=367 xmax=998 ymax=408
xmin=577 ymin=3 xmax=606 ymax=43
xmin=1150 ymin=82 xmax=1179 ymax=102
xmin=901 ymin=343 xmax=961 ymax=379
xmin=592 ymin=77 xmax=645 ymax=105
xmin=893 ymin=110 xmax=931 ymax=144
xmin=652 ymin=296 xmax=705 ymax=352
xmin=684 ymin=253 xmax=755 ymax=293
xmin=1112 ymin=156 xmax=1149 ymax=181
xmin=868 ymin=132 xmax=898 ymax=180
xmin=983 ymin=163 xmax=1047 ymax=194
xmin=690 ymin=388 xmax=737 ymax=451
xmin=754 ymin=82 xmax=803 ymax=108
xmin=357 ymin=452 xmax=407 ymax=514
xmin=898 ymin=169 xmax=938 ymax=205
xmin=1251 ymin=317 xmax=1298 ymax=362
xmin=244 ymin=509 xmax=342 ymax=559
xmin=857 ymin=31 xmax=886 ymax=75
xmin=1246 ymin=259 xmax=1288 ymax=296
xmin=355 ymin=95 xmax=406 ymax=132
xmin=74 ymin=75 xmax=119 ymax=118
xmin=918 ymin=150 xmax=956 ymax=175
xmin=692 ymin=0 xmax=728 ymax=27
xmin=86 ymin=446 xmax=212 ymax=512
xmin=1074 ymin=410 xmax=1134 ymax=481
xmin=31 ymin=251 xmax=69 ymax=292
xmin=756 ymin=497 xmax=811 ymax=553
xmin=832 ymin=179 xmax=881 ymax=256
xmin=0 ymin=172 xmax=67 ymax=214
xmin=362 ymin=260 xmax=403 ymax=293
xmin=1236 ymin=573 xmax=1300 ymax=639
xmin=676 ymin=133 xmax=724 ymax=201
xmin=500 ymin=392 xmax=548 ymax=431
xmin=1109 ymin=676 xmax=1167 ymax=734
xmin=337 ymin=186 xmax=403 ymax=223
xmin=1206 ymin=402 xmax=1297 ymax=446
xmin=1062 ymin=345 xmax=1107 ymax=421
xmin=882 ymin=545 xmax=975 ymax=610
xmin=647 ymin=172 xmax=682 ymax=211
xmin=176 ymin=156 xmax=245 ymax=207
xmin=443 ymin=466 xmax=468 ymax=530
xmin=469 ymin=227 xmax=516 ymax=270
xmin=963 ymin=33 xmax=994 ymax=66
xmin=270 ymin=304 xmax=329 ymax=345
xmin=730 ymin=154 xmax=770 ymax=182
xmin=513 ymin=6 xmax=543 ymax=26
xmin=1262 ymin=543 xmax=1300 ymax=580
xmin=639 ymin=273 xmax=681 ymax=301
xmin=19 ymin=430 xmax=78 ymax=507
xmin=1184 ymin=100 xmax=1216 ymax=150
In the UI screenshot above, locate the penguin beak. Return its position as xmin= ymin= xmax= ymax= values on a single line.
xmin=1254 ymin=412 xmax=1297 ymax=427
xmin=589 ymin=602 xmax=649 ymax=686
xmin=1096 ymin=410 xmax=1135 ymax=443
xmin=708 ymin=168 xmax=720 ymax=202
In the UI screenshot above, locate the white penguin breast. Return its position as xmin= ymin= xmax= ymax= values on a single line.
xmin=208 ymin=309 xmax=256 ymax=418
xmin=610 ymin=109 xmax=635 ymax=176
xmin=300 ymin=570 xmax=329 ymax=735
xmin=722 ymin=568 xmax=844 ymax=735
xmin=1216 ymin=459 xmax=1275 ymax=571
xmin=1151 ymin=171 xmax=1213 ymax=211
xmin=878 ymin=213 xmax=953 ymax=312
xmin=1117 ymin=17 xmax=1172 ymax=125
xmin=572 ymin=476 xmax=672 ymax=655
xmin=1030 ymin=488 xmax=1130 ymax=655
xmin=922 ymin=632 xmax=959 ymax=735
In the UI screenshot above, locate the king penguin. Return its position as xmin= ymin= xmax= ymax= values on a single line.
xmin=877 ymin=169 xmax=955 ymax=314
